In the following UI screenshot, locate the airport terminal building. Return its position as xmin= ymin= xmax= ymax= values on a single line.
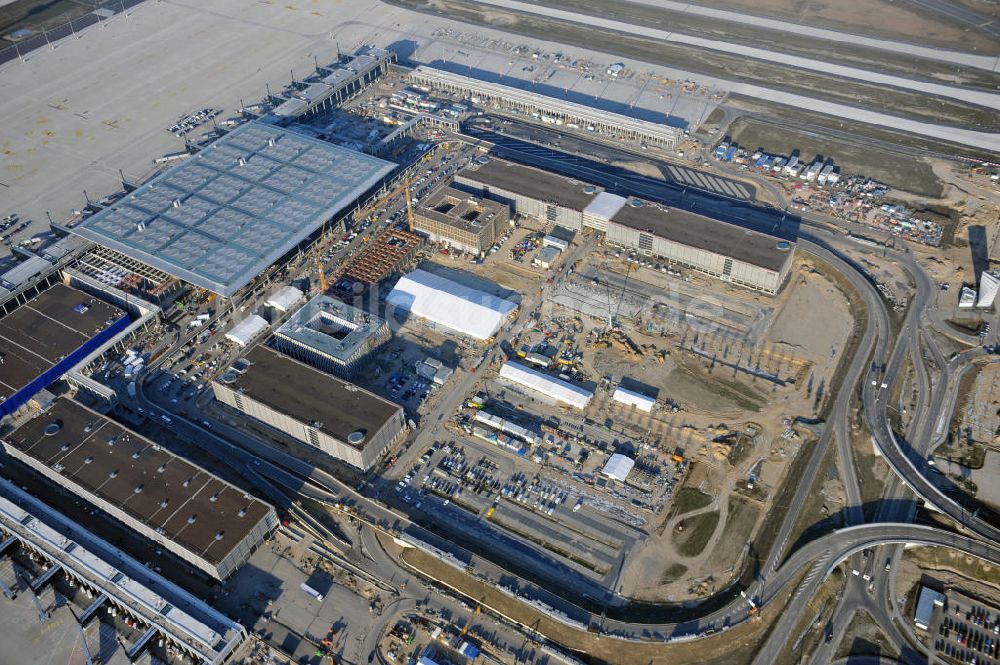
xmin=409 ymin=66 xmax=681 ymax=148
xmin=212 ymin=347 xmax=405 ymax=471
xmin=71 ymin=121 xmax=395 ymax=297
xmin=0 ymin=399 xmax=278 ymax=580
xmin=455 ymin=159 xmax=793 ymax=294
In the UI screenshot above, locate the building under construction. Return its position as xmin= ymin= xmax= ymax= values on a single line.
xmin=339 ymin=229 xmax=423 ymax=287
xmin=413 ymin=185 xmax=510 ymax=256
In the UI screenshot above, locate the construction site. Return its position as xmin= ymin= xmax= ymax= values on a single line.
xmin=381 ymin=172 xmax=858 ymax=601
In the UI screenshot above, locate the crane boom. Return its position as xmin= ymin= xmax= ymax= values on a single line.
xmin=404 ymin=174 xmax=414 ymax=233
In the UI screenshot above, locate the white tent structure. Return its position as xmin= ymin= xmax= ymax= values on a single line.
xmin=602 ymin=453 xmax=635 ymax=482
xmin=978 ymin=271 xmax=1000 ymax=308
xmin=612 ymin=386 xmax=655 ymax=413
xmin=225 ymin=315 xmax=269 ymax=347
xmin=387 ymin=269 xmax=517 ymax=340
xmin=265 ymin=285 xmax=304 ymax=313
xmin=498 ymin=361 xmax=592 ymax=409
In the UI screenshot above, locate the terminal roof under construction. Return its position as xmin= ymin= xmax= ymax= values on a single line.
xmin=387 ymin=269 xmax=517 ymax=340
xmin=0 ymin=283 xmax=128 ymax=417
xmin=1 ymin=399 xmax=275 ymax=577
xmin=71 ymin=122 xmax=395 ymax=297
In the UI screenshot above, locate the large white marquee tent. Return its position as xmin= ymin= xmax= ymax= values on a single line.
xmin=386 ymin=269 xmax=517 ymax=340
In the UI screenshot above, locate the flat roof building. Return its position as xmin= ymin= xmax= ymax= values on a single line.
xmin=71 ymin=122 xmax=395 ymax=297
xmin=455 ymin=159 xmax=601 ymax=231
xmin=607 ymin=200 xmax=793 ymax=294
xmin=409 ymin=66 xmax=681 ymax=148
xmin=0 ymin=283 xmax=129 ymax=418
xmin=0 ymin=398 xmax=277 ymax=580
xmin=456 ymin=158 xmax=794 ymax=294
xmin=272 ymin=294 xmax=389 ymax=377
xmin=0 ymin=479 xmax=246 ymax=665
xmin=212 ymin=347 xmax=405 ymax=471
xmin=413 ymin=185 xmax=510 ymax=256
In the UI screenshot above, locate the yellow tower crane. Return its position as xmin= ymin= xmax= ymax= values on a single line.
xmin=404 ymin=173 xmax=415 ymax=233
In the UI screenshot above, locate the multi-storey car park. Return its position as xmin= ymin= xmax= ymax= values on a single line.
xmin=0 ymin=398 xmax=278 ymax=580
xmin=454 ymin=158 xmax=794 ymax=294
xmin=408 ymin=66 xmax=683 ymax=149
xmin=272 ymin=294 xmax=390 ymax=378
xmin=0 ymin=478 xmax=246 ymax=665
xmin=70 ymin=121 xmax=396 ymax=298
xmin=0 ymin=283 xmax=130 ymax=418
xmin=413 ymin=185 xmax=511 ymax=256
xmin=212 ymin=346 xmax=406 ymax=471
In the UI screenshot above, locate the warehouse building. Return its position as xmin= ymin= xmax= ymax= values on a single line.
xmin=71 ymin=122 xmax=395 ymax=297
xmin=212 ymin=347 xmax=405 ymax=471
xmin=498 ymin=361 xmax=593 ymax=409
xmin=413 ymin=185 xmax=510 ymax=255
xmin=409 ymin=66 xmax=681 ymax=148
xmin=386 ymin=269 xmax=518 ymax=340
xmin=456 ymin=159 xmax=793 ymax=294
xmin=272 ymin=294 xmax=389 ymax=377
xmin=0 ymin=283 xmax=130 ymax=419
xmin=0 ymin=398 xmax=277 ymax=580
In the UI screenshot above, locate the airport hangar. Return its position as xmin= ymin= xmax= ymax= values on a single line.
xmin=212 ymin=346 xmax=406 ymax=471
xmin=454 ymin=159 xmax=794 ymax=294
xmin=0 ymin=398 xmax=278 ymax=580
xmin=70 ymin=121 xmax=396 ymax=298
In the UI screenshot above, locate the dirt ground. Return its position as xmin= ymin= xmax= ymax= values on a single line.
xmin=898 ymin=547 xmax=1000 ymax=610
xmin=726 ymin=117 xmax=945 ymax=197
xmin=683 ymin=0 xmax=998 ymax=51
xmin=396 ymin=539 xmax=801 ymax=665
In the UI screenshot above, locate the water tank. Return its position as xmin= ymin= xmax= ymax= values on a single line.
xmin=347 ymin=430 xmax=366 ymax=445
xmin=583 ymin=185 xmax=597 ymax=194
xmin=43 ymin=422 xmax=62 ymax=436
xmin=776 ymin=241 xmax=791 ymax=251
xmin=629 ymin=198 xmax=643 ymax=208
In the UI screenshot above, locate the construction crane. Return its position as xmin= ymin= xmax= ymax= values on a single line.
xmin=459 ymin=606 xmax=481 ymax=637
xmin=315 ymin=221 xmax=328 ymax=293
xmin=404 ymin=173 xmax=415 ymax=233
xmin=352 ymin=175 xmax=410 ymax=225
